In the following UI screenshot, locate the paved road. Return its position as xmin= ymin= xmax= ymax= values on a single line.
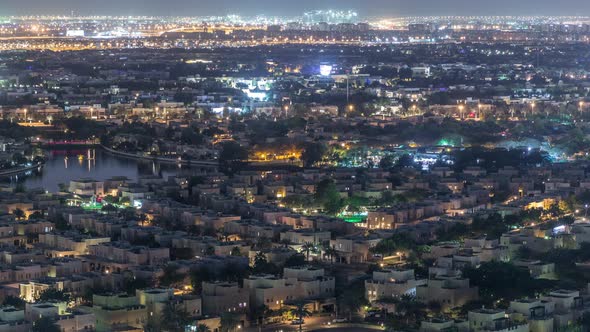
xmin=244 ymin=316 xmax=331 ymax=332
xmin=313 ymin=329 xmax=380 ymax=332
xmin=244 ymin=316 xmax=382 ymax=332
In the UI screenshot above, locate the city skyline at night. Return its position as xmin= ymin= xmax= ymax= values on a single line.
xmin=3 ymin=0 xmax=590 ymax=17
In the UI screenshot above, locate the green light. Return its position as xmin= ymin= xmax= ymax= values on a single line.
xmin=438 ymin=139 xmax=454 ymax=147
xmin=338 ymin=212 xmax=367 ymax=223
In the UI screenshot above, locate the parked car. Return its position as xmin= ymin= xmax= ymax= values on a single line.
xmin=291 ymin=319 xmax=305 ymax=325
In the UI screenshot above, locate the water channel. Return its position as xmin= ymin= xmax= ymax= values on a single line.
xmin=2 ymin=148 xmax=184 ymax=192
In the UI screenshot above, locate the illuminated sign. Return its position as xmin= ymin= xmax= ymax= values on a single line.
xmin=320 ymin=64 xmax=333 ymax=76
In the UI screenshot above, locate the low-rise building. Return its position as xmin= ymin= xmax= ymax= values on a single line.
xmin=365 ymin=268 xmax=426 ymax=302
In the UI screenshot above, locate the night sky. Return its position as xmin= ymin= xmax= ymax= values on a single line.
xmin=3 ymin=0 xmax=590 ymax=17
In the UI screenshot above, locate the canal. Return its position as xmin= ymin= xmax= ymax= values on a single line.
xmin=2 ymin=148 xmax=184 ymax=192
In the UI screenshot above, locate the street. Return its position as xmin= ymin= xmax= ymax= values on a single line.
xmin=243 ymin=316 xmax=383 ymax=332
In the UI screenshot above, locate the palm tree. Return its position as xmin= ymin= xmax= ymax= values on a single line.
xmin=161 ymin=302 xmax=192 ymax=332
xmin=280 ymin=238 xmax=291 ymax=248
xmin=220 ymin=312 xmax=241 ymax=332
xmin=290 ymin=301 xmax=312 ymax=332
xmin=253 ymin=251 xmax=267 ymax=267
xmin=302 ymin=242 xmax=315 ymax=261
xmin=395 ymin=294 xmax=427 ymax=328
xmin=252 ymin=305 xmax=272 ymax=332
xmin=12 ymin=208 xmax=25 ymax=220
xmin=323 ymin=244 xmax=338 ymax=263
xmin=196 ymin=324 xmax=211 ymax=332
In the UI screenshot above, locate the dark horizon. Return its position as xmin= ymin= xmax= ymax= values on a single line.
xmin=3 ymin=0 xmax=590 ymax=18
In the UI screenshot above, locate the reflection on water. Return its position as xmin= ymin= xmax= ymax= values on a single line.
xmin=3 ymin=149 xmax=182 ymax=192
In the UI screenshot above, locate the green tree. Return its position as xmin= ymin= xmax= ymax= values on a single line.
xmin=219 ymin=141 xmax=248 ymax=162
xmin=436 ymin=222 xmax=469 ymax=242
xmin=322 ymin=244 xmax=338 ymax=263
xmin=32 ymin=317 xmax=61 ymax=332
xmin=282 ymin=195 xmax=314 ymax=210
xmin=396 ymin=154 xmax=416 ymax=168
xmin=161 ymin=302 xmax=192 ymax=332
xmin=370 ymin=233 xmax=417 ymax=256
xmin=559 ymin=198 xmax=574 ymax=215
xmin=289 ymin=301 xmax=311 ymax=332
xmin=220 ymin=312 xmax=241 ymax=332
xmin=12 ymin=208 xmax=25 ymax=220
xmin=251 ymin=305 xmax=272 ymax=332
xmin=393 ymin=294 xmax=427 ymax=329
xmin=35 ymin=288 xmax=71 ymax=303
xmin=28 ymin=211 xmax=43 ymax=220
xmin=463 ymin=261 xmax=555 ymax=302
xmin=315 ymin=179 xmax=344 ymax=215
xmin=337 ymin=280 xmax=368 ymax=321
xmin=2 ymin=295 xmax=25 ymax=309
xmin=377 ymin=190 xmax=399 ymax=206
xmin=379 ymin=155 xmax=395 ymax=169
xmin=345 ymin=195 xmax=372 ymax=212
xmin=101 ymin=204 xmax=118 ymax=213
xmin=180 ymin=128 xmax=204 ymax=145
xmin=159 ymin=264 xmax=187 ymax=287
xmin=301 ymin=242 xmax=315 ymax=261
xmin=471 ymin=213 xmax=509 ymax=239
xmin=190 ymin=265 xmax=215 ymax=294
xmin=284 ymin=253 xmax=306 ymax=268
xmin=123 ymin=275 xmax=151 ymax=295
xmin=300 ymin=142 xmax=326 ymax=167
xmin=196 ymin=324 xmax=211 ymax=332
xmin=102 ymin=195 xmax=118 ymax=204
xmin=252 ymin=252 xmax=279 ymax=275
